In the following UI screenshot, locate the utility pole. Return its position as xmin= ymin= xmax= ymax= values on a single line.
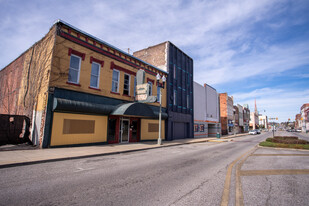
xmin=269 ymin=117 xmax=278 ymax=138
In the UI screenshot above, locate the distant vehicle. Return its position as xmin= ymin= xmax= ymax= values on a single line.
xmin=297 ymin=129 xmax=302 ymax=132
xmin=255 ymin=129 xmax=261 ymax=134
xmin=249 ymin=130 xmax=257 ymax=135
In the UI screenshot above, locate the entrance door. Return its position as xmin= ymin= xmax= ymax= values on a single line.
xmin=130 ymin=118 xmax=140 ymax=142
xmin=120 ymin=119 xmax=129 ymax=143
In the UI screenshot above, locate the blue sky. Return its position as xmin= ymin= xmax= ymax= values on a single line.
xmin=0 ymin=0 xmax=308 ymax=123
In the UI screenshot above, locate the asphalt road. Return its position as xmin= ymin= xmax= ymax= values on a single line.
xmin=1 ymin=132 xmax=307 ymax=206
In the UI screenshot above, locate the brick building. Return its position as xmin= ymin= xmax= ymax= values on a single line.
xmin=0 ymin=20 xmax=168 ymax=147
xmin=295 ymin=113 xmax=301 ymax=130
xmin=219 ymin=93 xmax=234 ymax=135
xmin=134 ymin=42 xmax=194 ymax=140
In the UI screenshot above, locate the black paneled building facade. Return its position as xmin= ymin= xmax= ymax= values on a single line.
xmin=134 ymin=41 xmax=194 ymax=140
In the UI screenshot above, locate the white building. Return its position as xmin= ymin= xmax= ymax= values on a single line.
xmin=194 ymin=82 xmax=221 ymax=137
xmin=249 ymin=100 xmax=259 ymax=130
xmin=259 ymin=115 xmax=268 ymax=129
xmin=237 ymin=104 xmax=244 ymax=132
xmin=301 ymin=103 xmax=309 ymax=132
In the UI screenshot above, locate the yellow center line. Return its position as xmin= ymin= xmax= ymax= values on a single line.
xmin=240 ymin=169 xmax=309 ymax=176
xmin=235 ymin=147 xmax=257 ymax=206
xmin=251 ymin=154 xmax=309 ymax=156
xmin=220 ymin=146 xmax=257 ymax=206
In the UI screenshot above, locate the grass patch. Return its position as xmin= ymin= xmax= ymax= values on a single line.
xmin=260 ymin=136 xmax=309 ymax=150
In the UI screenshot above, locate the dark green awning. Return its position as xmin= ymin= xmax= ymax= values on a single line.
xmin=52 ymin=98 xmax=167 ymax=119
xmin=53 ymin=98 xmax=115 ymax=115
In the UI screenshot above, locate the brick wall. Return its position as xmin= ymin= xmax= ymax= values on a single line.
xmin=219 ymin=93 xmax=228 ymax=134
xmin=133 ymin=42 xmax=167 ymax=71
xmin=0 ymin=55 xmax=25 ymax=115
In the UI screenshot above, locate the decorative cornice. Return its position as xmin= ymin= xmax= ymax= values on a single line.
xmin=58 ymin=27 xmax=166 ymax=77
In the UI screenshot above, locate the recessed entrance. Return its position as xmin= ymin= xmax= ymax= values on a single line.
xmin=120 ymin=119 xmax=129 ymax=143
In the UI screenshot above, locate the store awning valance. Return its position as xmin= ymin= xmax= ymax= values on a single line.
xmin=53 ymin=98 xmax=115 ymax=115
xmin=52 ymin=98 xmax=167 ymax=119
xmin=111 ymin=102 xmax=155 ymax=118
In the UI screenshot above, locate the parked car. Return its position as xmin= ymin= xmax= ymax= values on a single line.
xmin=249 ymin=130 xmax=257 ymax=135
xmin=254 ymin=129 xmax=261 ymax=134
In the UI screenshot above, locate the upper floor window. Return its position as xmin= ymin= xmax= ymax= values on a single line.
xmin=148 ymin=81 xmax=153 ymax=96
xmin=133 ymin=77 xmax=137 ymax=97
xmin=112 ymin=69 xmax=120 ymax=93
xmin=68 ymin=54 xmax=81 ymax=84
xmin=90 ymin=62 xmax=100 ymax=88
xmin=123 ymin=74 xmax=130 ymax=96
xmin=173 ymin=90 xmax=177 ymax=105
xmin=173 ymin=65 xmax=176 ymax=79
xmin=187 ymin=95 xmax=190 ymax=109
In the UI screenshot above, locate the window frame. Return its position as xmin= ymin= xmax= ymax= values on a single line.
xmin=68 ymin=54 xmax=81 ymax=84
xmin=173 ymin=64 xmax=176 ymax=79
xmin=133 ymin=77 xmax=137 ymax=97
xmin=194 ymin=124 xmax=199 ymax=132
xmin=187 ymin=94 xmax=190 ymax=109
xmin=173 ymin=90 xmax=177 ymax=106
xmin=200 ymin=124 xmax=205 ymax=132
xmin=111 ymin=69 xmax=120 ymax=93
xmin=123 ymin=73 xmax=131 ymax=96
xmin=90 ymin=61 xmax=101 ymax=89
xmin=148 ymin=81 xmax=153 ymax=96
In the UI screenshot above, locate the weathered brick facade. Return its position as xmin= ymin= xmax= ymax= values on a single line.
xmin=0 ymin=55 xmax=25 ymax=115
xmin=219 ymin=93 xmax=234 ymax=135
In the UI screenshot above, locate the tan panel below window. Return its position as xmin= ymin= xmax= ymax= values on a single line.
xmin=63 ymin=119 xmax=95 ymax=134
xmin=148 ymin=123 xmax=159 ymax=132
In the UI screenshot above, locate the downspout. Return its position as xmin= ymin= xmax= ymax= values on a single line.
xmin=30 ymin=102 xmax=37 ymax=145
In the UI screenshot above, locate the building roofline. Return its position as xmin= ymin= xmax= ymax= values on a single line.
xmin=54 ymin=19 xmax=168 ymax=74
xmin=133 ymin=40 xmax=193 ymax=61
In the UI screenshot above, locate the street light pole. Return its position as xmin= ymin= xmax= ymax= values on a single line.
xmin=158 ymin=89 xmax=162 ymax=145
xmin=156 ymin=73 xmax=166 ymax=145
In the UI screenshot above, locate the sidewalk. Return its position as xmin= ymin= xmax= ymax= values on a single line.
xmin=0 ymin=133 xmax=247 ymax=168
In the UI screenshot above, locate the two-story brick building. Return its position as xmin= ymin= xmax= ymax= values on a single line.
xmin=0 ymin=20 xmax=168 ymax=148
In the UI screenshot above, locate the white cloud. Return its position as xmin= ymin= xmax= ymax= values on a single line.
xmin=0 ymin=0 xmax=308 ymax=124
xmin=232 ymin=88 xmax=309 ymax=122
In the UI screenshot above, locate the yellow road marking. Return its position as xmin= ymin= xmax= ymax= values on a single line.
xmin=240 ymin=169 xmax=309 ymax=176
xmin=220 ymin=146 xmax=257 ymax=206
xmin=235 ymin=147 xmax=256 ymax=206
xmin=251 ymin=154 xmax=309 ymax=156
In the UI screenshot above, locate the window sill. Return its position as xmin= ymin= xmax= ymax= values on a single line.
xmin=110 ymin=91 xmax=120 ymax=95
xmin=88 ymin=86 xmax=101 ymax=91
xmin=66 ymin=81 xmax=81 ymax=87
xmin=122 ymin=94 xmax=131 ymax=97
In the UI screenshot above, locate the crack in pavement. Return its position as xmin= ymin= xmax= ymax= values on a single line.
xmin=168 ymin=178 xmax=211 ymax=206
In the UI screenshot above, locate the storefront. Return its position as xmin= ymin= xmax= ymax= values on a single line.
xmin=47 ymin=88 xmax=166 ymax=147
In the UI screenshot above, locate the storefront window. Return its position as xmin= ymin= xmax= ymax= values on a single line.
xmin=194 ymin=124 xmax=199 ymax=132
xmin=200 ymin=124 xmax=204 ymax=132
